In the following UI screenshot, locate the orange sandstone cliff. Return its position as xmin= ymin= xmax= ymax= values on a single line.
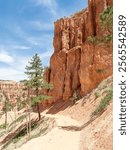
xmin=44 ymin=0 xmax=113 ymax=103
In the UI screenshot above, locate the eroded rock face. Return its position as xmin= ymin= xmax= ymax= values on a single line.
xmin=0 ymin=81 xmax=23 ymax=110
xmin=79 ymin=43 xmax=112 ymax=95
xmin=44 ymin=0 xmax=113 ymax=102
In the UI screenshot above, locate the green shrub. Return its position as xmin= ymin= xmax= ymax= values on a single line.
xmin=30 ymin=127 xmax=47 ymax=140
xmin=13 ymin=136 xmax=21 ymax=144
xmin=12 ymin=121 xmax=38 ymax=144
xmin=87 ymin=34 xmax=112 ymax=45
xmin=0 ymin=131 xmax=6 ymax=137
xmin=31 ymin=95 xmax=51 ymax=106
xmin=94 ymin=92 xmax=99 ymax=99
xmin=87 ymin=36 xmax=100 ymax=45
xmin=87 ymin=7 xmax=113 ymax=45
xmin=8 ymin=114 xmax=26 ymax=129
xmin=92 ymin=89 xmax=113 ymax=116
xmin=96 ymin=69 xmax=106 ymax=74
xmin=0 ymin=123 xmax=6 ymax=129
xmin=100 ymin=6 xmax=113 ymax=34
xmin=103 ymin=34 xmax=112 ymax=43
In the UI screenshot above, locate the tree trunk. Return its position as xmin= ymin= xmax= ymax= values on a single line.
xmin=37 ymin=104 xmax=41 ymax=121
xmin=25 ymin=104 xmax=29 ymax=141
xmin=4 ymin=94 xmax=7 ymax=130
xmin=28 ymin=88 xmax=31 ymax=139
xmin=5 ymin=109 xmax=7 ymax=130
xmin=36 ymin=88 xmax=41 ymax=121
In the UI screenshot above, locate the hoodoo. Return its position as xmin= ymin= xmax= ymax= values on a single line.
xmin=44 ymin=0 xmax=113 ymax=103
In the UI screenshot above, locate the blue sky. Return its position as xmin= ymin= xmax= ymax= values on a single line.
xmin=0 ymin=0 xmax=87 ymax=81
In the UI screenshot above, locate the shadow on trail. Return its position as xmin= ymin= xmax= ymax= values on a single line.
xmin=40 ymin=100 xmax=76 ymax=115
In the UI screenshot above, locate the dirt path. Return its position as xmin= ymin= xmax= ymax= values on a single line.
xmin=15 ymin=114 xmax=81 ymax=150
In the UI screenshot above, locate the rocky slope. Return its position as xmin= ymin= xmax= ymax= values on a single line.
xmin=1 ymin=76 xmax=112 ymax=150
xmin=44 ymin=76 xmax=112 ymax=150
xmin=44 ymin=0 xmax=113 ymax=104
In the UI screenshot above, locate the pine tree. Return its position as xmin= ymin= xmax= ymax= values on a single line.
xmin=25 ymin=53 xmax=52 ymax=121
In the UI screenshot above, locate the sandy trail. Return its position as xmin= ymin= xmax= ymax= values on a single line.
xmin=15 ymin=114 xmax=81 ymax=150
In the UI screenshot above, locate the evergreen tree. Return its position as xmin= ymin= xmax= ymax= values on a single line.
xmin=25 ymin=53 xmax=52 ymax=121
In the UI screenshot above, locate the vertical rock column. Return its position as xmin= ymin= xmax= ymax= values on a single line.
xmin=44 ymin=0 xmax=113 ymax=103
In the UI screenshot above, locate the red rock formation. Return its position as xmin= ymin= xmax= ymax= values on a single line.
xmin=44 ymin=0 xmax=113 ymax=103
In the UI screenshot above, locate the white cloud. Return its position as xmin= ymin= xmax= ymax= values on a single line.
xmin=12 ymin=45 xmax=31 ymax=50
xmin=30 ymin=21 xmax=54 ymax=31
xmin=22 ymin=33 xmax=53 ymax=48
xmin=0 ymin=51 xmax=14 ymax=64
xmin=0 ymin=68 xmax=26 ymax=81
xmin=9 ymin=24 xmax=49 ymax=46
xmin=34 ymin=0 xmax=58 ymax=15
xmin=0 ymin=49 xmax=30 ymax=81
xmin=0 ymin=48 xmax=53 ymax=81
